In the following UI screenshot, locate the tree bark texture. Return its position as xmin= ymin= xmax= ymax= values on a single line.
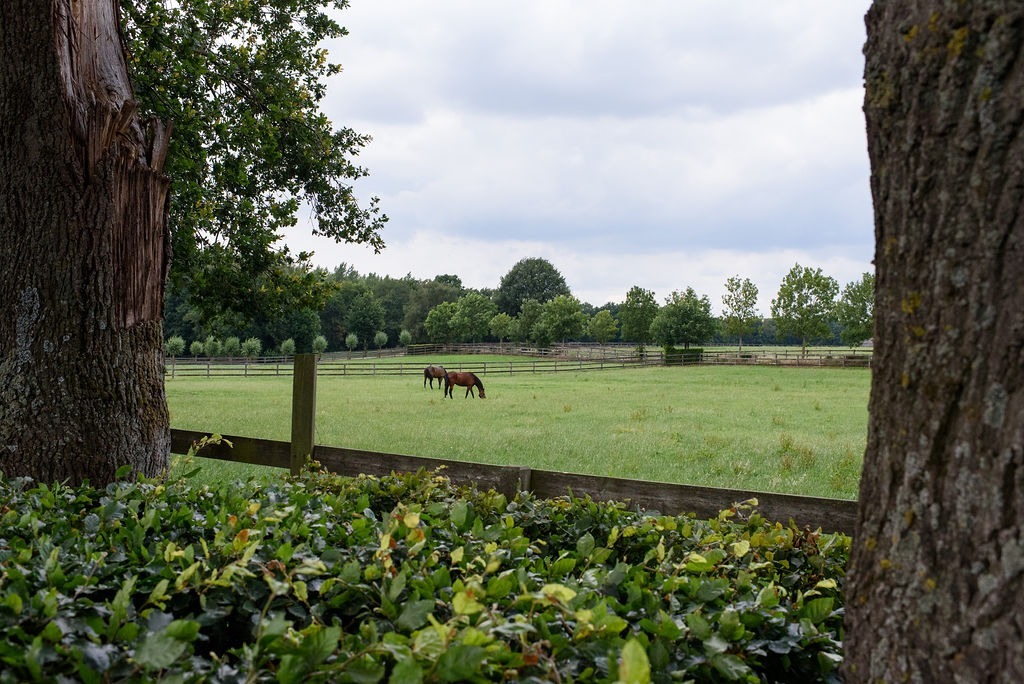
xmin=0 ymin=0 xmax=171 ymax=484
xmin=845 ymin=2 xmax=1024 ymax=681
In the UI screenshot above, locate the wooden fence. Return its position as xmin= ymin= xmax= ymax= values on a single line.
xmin=170 ymin=354 xmax=859 ymax=534
xmin=166 ymin=345 xmax=870 ymax=378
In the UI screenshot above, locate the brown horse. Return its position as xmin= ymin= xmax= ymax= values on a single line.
xmin=444 ymin=371 xmax=486 ymax=399
xmin=423 ymin=365 xmax=446 ymax=389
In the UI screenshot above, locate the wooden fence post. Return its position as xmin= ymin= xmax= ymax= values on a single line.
xmin=290 ymin=353 xmax=318 ymax=475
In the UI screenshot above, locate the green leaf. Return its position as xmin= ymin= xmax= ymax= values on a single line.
xmin=540 ymin=583 xmax=577 ymax=604
xmin=756 ymin=583 xmax=780 ymax=609
xmin=549 ymin=555 xmax=577 ymax=578
xmin=396 ymin=599 xmax=435 ymax=631
xmin=719 ymin=609 xmax=746 ymax=641
xmin=164 ymin=619 xmax=200 ymax=642
xmin=684 ymin=552 xmax=715 ymax=573
xmin=618 ymin=638 xmax=651 ymax=684
xmin=389 ymin=657 xmax=424 ymax=684
xmin=436 ymin=645 xmax=486 ymax=682
xmin=300 ymin=625 xmax=341 ymax=665
xmin=685 ymin=612 xmax=712 ymax=641
xmin=576 ymin=532 xmax=595 ymax=558
xmin=711 ymin=653 xmax=753 ymax=680
xmin=135 ymin=630 xmax=187 ymax=670
xmin=801 ymin=596 xmax=835 ymax=624
xmin=452 ymin=591 xmax=485 ymax=615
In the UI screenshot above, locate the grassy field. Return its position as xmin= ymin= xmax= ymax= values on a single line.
xmin=167 ymin=362 xmax=869 ymax=500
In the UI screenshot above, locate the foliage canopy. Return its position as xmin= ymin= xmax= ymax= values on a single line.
xmin=122 ymin=0 xmax=387 ymax=321
xmin=0 ymin=467 xmax=848 ymax=682
xmin=494 ymin=258 xmax=570 ymax=316
xmin=770 ymin=265 xmax=839 ymax=353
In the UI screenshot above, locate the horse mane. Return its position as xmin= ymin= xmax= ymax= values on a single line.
xmin=474 ymin=374 xmax=484 ymax=390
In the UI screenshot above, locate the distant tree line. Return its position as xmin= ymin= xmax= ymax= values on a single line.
xmin=164 ymin=257 xmax=874 ymax=356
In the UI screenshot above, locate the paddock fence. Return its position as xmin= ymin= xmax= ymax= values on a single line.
xmin=166 ymin=344 xmax=871 ymax=378
xmin=169 ymin=354 xmax=859 ymax=534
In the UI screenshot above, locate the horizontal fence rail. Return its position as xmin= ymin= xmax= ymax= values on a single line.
xmin=166 ymin=346 xmax=871 ymax=378
xmin=170 ymin=428 xmax=858 ymax=535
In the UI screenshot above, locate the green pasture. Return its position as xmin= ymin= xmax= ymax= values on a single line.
xmin=167 ymin=362 xmax=869 ymax=500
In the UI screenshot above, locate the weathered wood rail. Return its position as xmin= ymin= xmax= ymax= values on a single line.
xmin=168 ymin=354 xmax=859 ymax=535
xmin=168 ymin=428 xmax=857 ymax=534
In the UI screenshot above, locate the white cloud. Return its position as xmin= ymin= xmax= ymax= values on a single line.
xmin=290 ymin=1 xmax=876 ymax=311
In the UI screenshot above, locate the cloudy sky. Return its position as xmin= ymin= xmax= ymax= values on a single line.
xmin=288 ymin=1 xmax=875 ymax=315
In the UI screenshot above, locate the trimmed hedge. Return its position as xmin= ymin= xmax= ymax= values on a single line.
xmin=0 ymin=461 xmax=847 ymax=683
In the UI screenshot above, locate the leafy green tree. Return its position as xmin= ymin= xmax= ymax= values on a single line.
xmin=515 ymin=299 xmax=544 ymax=344
xmin=453 ymin=293 xmax=498 ymax=342
xmin=373 ymin=331 xmax=388 ymax=350
xmin=424 ymin=301 xmax=459 ymax=344
xmin=241 ymin=337 xmax=262 ymax=358
xmin=279 ymin=338 xmax=296 ymax=356
xmin=494 ymin=258 xmax=570 ymax=316
xmin=345 ymin=333 xmax=359 ymax=354
xmin=190 ymin=341 xmax=205 ymax=358
xmin=433 ymin=274 xmax=463 ymax=290
xmin=538 ymin=295 xmax=588 ymax=343
xmin=836 ymin=272 xmax=875 ymax=347
xmin=164 ymin=336 xmax=186 ymax=358
xmin=489 ymin=313 xmax=516 ymax=344
xmin=312 ymin=335 xmax=328 ymax=354
xmin=203 ymin=335 xmax=222 ymax=358
xmin=366 ymin=274 xmax=417 ymax=348
xmin=721 ymin=276 xmax=760 ymax=351
xmin=402 ymin=279 xmax=461 ymax=342
xmin=264 ymin=307 xmax=322 ymax=353
xmin=399 ymin=329 xmax=412 ymax=347
xmin=320 ymin=280 xmax=371 ymax=351
xmin=770 ymin=264 xmax=839 ymax=353
xmin=619 ymin=286 xmax=659 ymax=352
xmin=345 ymin=292 xmax=385 ymax=350
xmin=223 ymin=336 xmax=241 ymax=358
xmin=122 ymin=0 xmax=387 ymax=322
xmin=650 ymin=288 xmax=717 ymax=349
xmin=589 ymin=310 xmax=619 ymax=344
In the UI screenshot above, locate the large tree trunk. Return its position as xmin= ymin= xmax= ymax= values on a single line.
xmin=845 ymin=2 xmax=1024 ymax=681
xmin=0 ymin=0 xmax=171 ymax=484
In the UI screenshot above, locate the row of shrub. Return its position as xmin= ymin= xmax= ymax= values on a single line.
xmin=164 ymin=335 xmax=320 ymax=359
xmin=0 ymin=453 xmax=847 ymax=682
xmin=165 ymin=331 xmax=398 ymax=359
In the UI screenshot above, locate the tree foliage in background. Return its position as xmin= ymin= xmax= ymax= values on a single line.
xmin=489 ymin=313 xmax=516 ymax=343
xmin=452 ymin=292 xmax=498 ymax=343
xmin=516 ymin=299 xmax=544 ymax=344
xmin=424 ymin=301 xmax=459 ymax=344
xmin=536 ymin=295 xmax=589 ymax=344
xmin=619 ymin=286 xmax=659 ymax=350
xmin=121 ymin=0 xmax=386 ymax=323
xmin=494 ymin=257 xmax=570 ymax=316
xmin=589 ymin=310 xmax=619 ymax=344
xmin=770 ymin=264 xmax=839 ymax=353
xmin=650 ymin=288 xmax=717 ymax=349
xmin=836 ymin=272 xmax=874 ymax=348
xmin=402 ymin=279 xmax=462 ymax=342
xmin=344 ymin=292 xmax=385 ymax=350
xmin=721 ymin=276 xmax=760 ymax=351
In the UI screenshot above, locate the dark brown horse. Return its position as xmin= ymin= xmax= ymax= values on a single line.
xmin=444 ymin=371 xmax=486 ymax=399
xmin=423 ymin=365 xmax=446 ymax=389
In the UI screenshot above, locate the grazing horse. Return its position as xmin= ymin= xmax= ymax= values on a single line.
xmin=423 ymin=365 xmax=447 ymax=389
xmin=444 ymin=371 xmax=486 ymax=399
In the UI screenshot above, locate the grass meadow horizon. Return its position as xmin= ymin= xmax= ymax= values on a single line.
xmin=166 ymin=362 xmax=869 ymax=500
